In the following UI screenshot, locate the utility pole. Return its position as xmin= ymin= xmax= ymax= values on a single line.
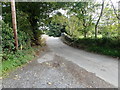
xmin=11 ymin=0 xmax=18 ymax=50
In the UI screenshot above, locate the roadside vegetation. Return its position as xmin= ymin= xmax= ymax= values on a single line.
xmin=1 ymin=2 xmax=65 ymax=76
xmin=1 ymin=20 xmax=44 ymax=77
xmin=44 ymin=1 xmax=120 ymax=58
xmin=62 ymin=34 xmax=120 ymax=58
xmin=1 ymin=46 xmax=42 ymax=77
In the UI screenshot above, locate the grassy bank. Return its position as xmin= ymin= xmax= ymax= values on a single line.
xmin=0 ymin=46 xmax=43 ymax=77
xmin=61 ymin=35 xmax=120 ymax=58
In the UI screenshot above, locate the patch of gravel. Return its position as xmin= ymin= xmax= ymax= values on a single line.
xmin=2 ymin=49 xmax=115 ymax=88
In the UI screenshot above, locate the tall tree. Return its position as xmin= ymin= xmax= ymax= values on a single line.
xmin=66 ymin=2 xmax=89 ymax=38
xmin=95 ymin=0 xmax=104 ymax=38
xmin=110 ymin=0 xmax=120 ymax=20
xmin=16 ymin=2 xmax=66 ymax=45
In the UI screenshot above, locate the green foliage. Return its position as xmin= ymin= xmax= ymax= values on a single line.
xmin=2 ymin=4 xmax=33 ymax=50
xmin=46 ymin=14 xmax=67 ymax=37
xmin=17 ymin=10 xmax=34 ymax=46
xmin=2 ymin=21 xmax=15 ymax=51
xmin=45 ymin=1 xmax=119 ymax=58
xmin=2 ymin=2 xmax=12 ymax=26
xmin=66 ymin=16 xmax=83 ymax=38
xmin=88 ymin=46 xmax=120 ymax=57
xmin=2 ymin=2 xmax=68 ymax=76
xmin=2 ymin=21 xmax=31 ymax=51
xmin=17 ymin=10 xmax=32 ymax=35
xmin=47 ymin=23 xmax=62 ymax=37
xmin=1 ymin=47 xmax=40 ymax=77
xmin=2 ymin=19 xmax=32 ymax=76
xmin=2 ymin=2 xmax=67 ymax=46
xmin=16 ymin=2 xmax=67 ymax=44
xmin=65 ymin=36 xmax=120 ymax=58
xmin=1 ymin=1 xmax=120 ymax=76
xmin=75 ymin=37 xmax=120 ymax=49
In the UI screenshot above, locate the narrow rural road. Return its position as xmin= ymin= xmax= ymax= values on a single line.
xmin=46 ymin=36 xmax=118 ymax=87
xmin=2 ymin=36 xmax=118 ymax=88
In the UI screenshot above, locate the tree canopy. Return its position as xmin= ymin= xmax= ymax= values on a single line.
xmin=2 ymin=1 xmax=120 ymax=57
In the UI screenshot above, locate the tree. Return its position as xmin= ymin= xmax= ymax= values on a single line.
xmin=95 ymin=0 xmax=104 ymax=38
xmin=16 ymin=2 xmax=66 ymax=45
xmin=66 ymin=2 xmax=95 ymax=38
xmin=65 ymin=15 xmax=83 ymax=38
xmin=110 ymin=0 xmax=120 ymax=20
xmin=100 ymin=4 xmax=118 ymax=38
xmin=67 ymin=2 xmax=89 ymax=38
xmin=46 ymin=13 xmax=68 ymax=37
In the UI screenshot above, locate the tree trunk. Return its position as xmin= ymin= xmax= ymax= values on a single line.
xmin=29 ymin=17 xmax=41 ymax=45
xmin=110 ymin=0 xmax=120 ymax=20
xmin=84 ymin=31 xmax=87 ymax=38
xmin=118 ymin=1 xmax=120 ymax=40
xmin=11 ymin=0 xmax=18 ymax=50
xmin=95 ymin=0 xmax=104 ymax=38
xmin=81 ymin=8 xmax=87 ymax=38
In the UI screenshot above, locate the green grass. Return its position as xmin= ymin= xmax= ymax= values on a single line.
xmin=0 ymin=46 xmax=41 ymax=77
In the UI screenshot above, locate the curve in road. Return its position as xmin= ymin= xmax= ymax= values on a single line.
xmin=46 ymin=36 xmax=118 ymax=87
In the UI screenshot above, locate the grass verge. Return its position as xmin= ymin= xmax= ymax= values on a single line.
xmin=61 ymin=36 xmax=120 ymax=59
xmin=0 ymin=46 xmax=43 ymax=77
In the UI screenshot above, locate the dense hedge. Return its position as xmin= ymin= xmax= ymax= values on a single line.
xmin=62 ymin=33 xmax=120 ymax=58
xmin=2 ymin=21 xmax=31 ymax=52
xmin=75 ymin=38 xmax=120 ymax=49
xmin=2 ymin=21 xmax=14 ymax=51
xmin=2 ymin=21 xmax=32 ymax=61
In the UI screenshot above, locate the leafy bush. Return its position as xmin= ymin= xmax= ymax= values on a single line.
xmin=2 ymin=21 xmax=31 ymax=52
xmin=76 ymin=38 xmax=120 ymax=57
xmin=1 ymin=47 xmax=39 ymax=76
xmin=63 ymin=33 xmax=120 ymax=58
xmin=2 ymin=21 xmax=15 ymax=52
xmin=1 ymin=20 xmax=42 ymax=76
xmin=74 ymin=37 xmax=120 ymax=49
xmin=47 ymin=23 xmax=63 ymax=37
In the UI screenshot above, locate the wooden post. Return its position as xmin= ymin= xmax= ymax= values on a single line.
xmin=11 ymin=0 xmax=18 ymax=50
